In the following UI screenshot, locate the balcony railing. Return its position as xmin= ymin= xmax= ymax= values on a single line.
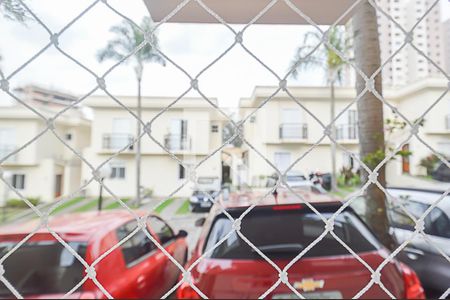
xmin=446 ymin=115 xmax=450 ymax=130
xmin=279 ymin=123 xmax=308 ymax=139
xmin=102 ymin=133 xmax=134 ymax=151
xmin=164 ymin=134 xmax=191 ymax=151
xmin=0 ymin=145 xmax=18 ymax=163
xmin=336 ymin=124 xmax=358 ymax=140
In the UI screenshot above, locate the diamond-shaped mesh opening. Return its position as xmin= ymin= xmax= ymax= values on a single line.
xmin=0 ymin=0 xmax=449 ymax=298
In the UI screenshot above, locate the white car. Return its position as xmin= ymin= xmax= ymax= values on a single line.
xmin=387 ymin=187 xmax=450 ymax=294
xmin=267 ymin=172 xmax=327 ymax=194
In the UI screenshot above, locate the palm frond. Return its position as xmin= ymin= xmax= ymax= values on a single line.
xmin=0 ymin=0 xmax=30 ymax=23
xmin=290 ymin=26 xmax=351 ymax=83
xmin=97 ymin=16 xmax=166 ymax=69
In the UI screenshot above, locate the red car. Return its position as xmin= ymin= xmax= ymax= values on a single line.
xmin=178 ymin=189 xmax=425 ymax=299
xmin=0 ymin=210 xmax=188 ymax=299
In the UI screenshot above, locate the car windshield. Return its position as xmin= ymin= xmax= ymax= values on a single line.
xmin=0 ymin=241 xmax=87 ymax=296
xmin=205 ymin=210 xmax=380 ymax=260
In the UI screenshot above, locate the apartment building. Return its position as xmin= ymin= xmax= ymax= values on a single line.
xmin=0 ymin=86 xmax=91 ymax=203
xmin=81 ymin=96 xmax=224 ymax=198
xmin=375 ymin=0 xmax=445 ymax=87
xmin=444 ymin=19 xmax=450 ymax=75
xmin=239 ymin=78 xmax=449 ymax=186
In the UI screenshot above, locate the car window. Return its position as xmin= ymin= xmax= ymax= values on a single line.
xmin=204 ymin=210 xmax=380 ymax=259
xmin=148 ymin=216 xmax=175 ymax=244
xmin=389 ymin=199 xmax=428 ymax=230
xmin=427 ymin=208 xmax=450 ymax=238
xmin=116 ymin=221 xmax=156 ymax=266
xmin=0 ymin=241 xmax=87 ymax=297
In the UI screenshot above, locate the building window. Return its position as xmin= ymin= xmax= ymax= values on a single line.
xmin=12 ymin=174 xmax=25 ymax=190
xmin=179 ymin=165 xmax=185 ymax=179
xmin=111 ymin=165 xmax=126 ymax=179
xmin=65 ymin=133 xmax=72 ymax=141
xmin=249 ymin=116 xmax=256 ymax=123
xmin=211 ymin=125 xmax=219 ymax=133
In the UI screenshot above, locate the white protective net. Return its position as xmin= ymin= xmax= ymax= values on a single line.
xmin=0 ymin=0 xmax=449 ymax=298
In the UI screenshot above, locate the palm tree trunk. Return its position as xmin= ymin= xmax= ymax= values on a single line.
xmin=352 ymin=1 xmax=395 ymax=249
xmin=136 ymin=78 xmax=142 ymax=207
xmin=330 ymin=80 xmax=337 ymax=192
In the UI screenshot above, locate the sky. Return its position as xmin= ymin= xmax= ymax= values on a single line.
xmin=0 ymin=0 xmax=449 ymax=108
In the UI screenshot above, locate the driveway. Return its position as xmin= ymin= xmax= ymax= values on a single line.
xmin=387 ymin=174 xmax=450 ymax=191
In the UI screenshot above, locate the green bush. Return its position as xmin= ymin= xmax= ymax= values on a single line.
xmin=419 ymin=154 xmax=440 ymax=176
xmin=6 ymin=197 xmax=40 ymax=208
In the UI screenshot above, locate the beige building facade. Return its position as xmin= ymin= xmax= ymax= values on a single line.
xmin=0 ymin=99 xmax=91 ymax=203
xmin=81 ymin=96 xmax=224 ymax=199
xmin=239 ymin=78 xmax=450 ymax=187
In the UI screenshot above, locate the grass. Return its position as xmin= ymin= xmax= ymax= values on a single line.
xmin=332 ymin=185 xmax=358 ymax=198
xmin=74 ymin=198 xmax=101 ymax=212
xmin=104 ymin=198 xmax=131 ymax=210
xmin=153 ymin=198 xmax=175 ymax=214
xmin=51 ymin=197 xmax=85 ymax=214
xmin=175 ymin=199 xmax=190 ymax=215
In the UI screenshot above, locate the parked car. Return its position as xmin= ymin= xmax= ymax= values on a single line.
xmin=189 ymin=177 xmax=221 ymax=212
xmin=267 ymin=172 xmax=327 ymax=194
xmin=178 ymin=189 xmax=425 ymax=299
xmin=431 ymin=160 xmax=450 ymax=182
xmin=0 ymin=210 xmax=188 ymax=299
xmin=387 ymin=187 xmax=450 ymax=295
xmin=189 ymin=190 xmax=220 ymax=212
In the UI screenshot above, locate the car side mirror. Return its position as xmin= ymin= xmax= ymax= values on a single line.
xmin=195 ymin=217 xmax=206 ymax=227
xmin=177 ymin=230 xmax=188 ymax=238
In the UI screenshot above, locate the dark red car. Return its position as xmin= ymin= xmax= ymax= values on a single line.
xmin=178 ymin=189 xmax=425 ymax=299
xmin=0 ymin=210 xmax=188 ymax=299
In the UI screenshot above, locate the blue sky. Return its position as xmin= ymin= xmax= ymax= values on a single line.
xmin=0 ymin=0 xmax=449 ymax=107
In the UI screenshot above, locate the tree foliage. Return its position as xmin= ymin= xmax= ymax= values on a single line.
xmin=0 ymin=0 xmax=30 ymax=23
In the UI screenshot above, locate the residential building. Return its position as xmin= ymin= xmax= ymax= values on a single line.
xmin=14 ymin=85 xmax=78 ymax=105
xmin=0 ymin=87 xmax=91 ymax=203
xmin=81 ymin=96 xmax=224 ymax=198
xmin=239 ymin=78 xmax=450 ymax=187
xmin=444 ymin=19 xmax=450 ymax=75
xmin=375 ymin=0 xmax=445 ymax=87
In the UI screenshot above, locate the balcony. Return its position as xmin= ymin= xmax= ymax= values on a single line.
xmin=279 ymin=123 xmax=308 ymax=139
xmin=446 ymin=115 xmax=450 ymax=130
xmin=336 ymin=124 xmax=358 ymax=140
xmin=102 ymin=133 xmax=134 ymax=151
xmin=164 ymin=134 xmax=191 ymax=151
xmin=0 ymin=145 xmax=18 ymax=163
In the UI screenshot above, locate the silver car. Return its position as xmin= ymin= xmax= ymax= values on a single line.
xmin=387 ymin=187 xmax=450 ymax=294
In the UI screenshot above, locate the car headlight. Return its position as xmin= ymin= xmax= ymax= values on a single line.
xmin=190 ymin=196 xmax=199 ymax=203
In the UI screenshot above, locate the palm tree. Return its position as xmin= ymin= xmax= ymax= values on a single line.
xmin=98 ymin=17 xmax=165 ymax=207
xmin=352 ymin=1 xmax=394 ymax=249
xmin=0 ymin=0 xmax=30 ymax=74
xmin=0 ymin=0 xmax=29 ymax=23
xmin=290 ymin=27 xmax=350 ymax=192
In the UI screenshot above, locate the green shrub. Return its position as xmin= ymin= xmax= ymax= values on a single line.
xmin=6 ymin=197 xmax=40 ymax=208
xmin=419 ymin=154 xmax=440 ymax=176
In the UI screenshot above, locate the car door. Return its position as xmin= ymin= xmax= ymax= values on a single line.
xmin=148 ymin=216 xmax=186 ymax=294
xmin=115 ymin=220 xmax=167 ymax=298
xmin=389 ymin=200 xmax=450 ymax=291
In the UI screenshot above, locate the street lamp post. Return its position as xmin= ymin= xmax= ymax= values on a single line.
xmin=97 ymin=165 xmax=112 ymax=212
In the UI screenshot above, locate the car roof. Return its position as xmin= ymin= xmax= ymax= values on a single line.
xmin=0 ymin=210 xmax=147 ymax=241
xmin=220 ymin=187 xmax=342 ymax=210
xmin=387 ymin=188 xmax=450 ymax=214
